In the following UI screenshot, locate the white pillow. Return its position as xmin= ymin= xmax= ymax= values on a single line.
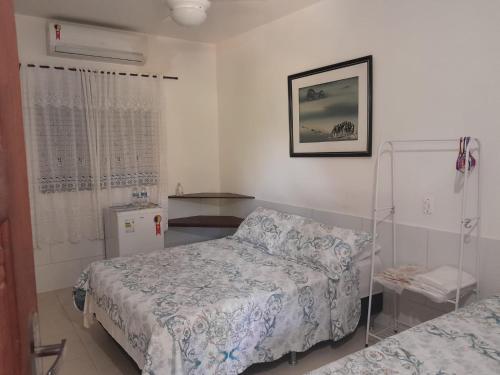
xmin=233 ymin=207 xmax=377 ymax=278
xmin=233 ymin=207 xmax=376 ymax=257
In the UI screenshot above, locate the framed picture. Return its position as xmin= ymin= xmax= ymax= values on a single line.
xmin=288 ymin=56 xmax=372 ymax=157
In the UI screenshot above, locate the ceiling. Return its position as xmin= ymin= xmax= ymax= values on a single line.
xmin=14 ymin=0 xmax=322 ymax=43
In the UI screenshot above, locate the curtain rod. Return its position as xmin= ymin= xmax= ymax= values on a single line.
xmin=19 ymin=63 xmax=178 ymax=80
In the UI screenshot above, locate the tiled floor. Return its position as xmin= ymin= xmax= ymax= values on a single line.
xmin=38 ymin=288 xmax=366 ymax=375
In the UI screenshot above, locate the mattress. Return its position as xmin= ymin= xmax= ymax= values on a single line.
xmin=357 ymin=255 xmax=383 ymax=298
xmin=307 ymin=295 xmax=500 ymax=374
xmin=74 ymin=237 xmax=361 ymax=375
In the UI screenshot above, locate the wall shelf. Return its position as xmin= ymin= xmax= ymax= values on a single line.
xmin=168 ymin=215 xmax=244 ymax=228
xmin=168 ymin=192 xmax=254 ymax=199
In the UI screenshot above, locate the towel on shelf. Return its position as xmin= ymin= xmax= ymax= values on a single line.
xmin=412 ymin=265 xmax=476 ymax=299
xmin=375 ymin=265 xmax=427 ymax=294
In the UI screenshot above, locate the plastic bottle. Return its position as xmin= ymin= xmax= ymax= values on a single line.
xmin=140 ymin=186 xmax=148 ymax=206
xmin=175 ymin=182 xmax=184 ymax=196
xmin=132 ymin=186 xmax=140 ymax=206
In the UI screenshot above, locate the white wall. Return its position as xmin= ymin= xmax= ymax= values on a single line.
xmin=216 ymin=0 xmax=500 ymax=240
xmin=15 ymin=14 xmax=221 ymax=291
xmin=19 ymin=0 xmax=500 ymax=300
xmin=216 ymin=0 xmax=500 ymax=322
xmin=220 ymin=197 xmax=500 ymax=326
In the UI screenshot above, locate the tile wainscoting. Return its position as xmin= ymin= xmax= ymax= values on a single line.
xmin=35 ymin=195 xmax=500 ymax=329
xmin=34 ymin=239 xmax=106 ymax=293
xmin=219 ymin=198 xmax=500 ymax=327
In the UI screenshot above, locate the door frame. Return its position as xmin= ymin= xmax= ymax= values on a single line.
xmin=0 ymin=0 xmax=38 ymax=374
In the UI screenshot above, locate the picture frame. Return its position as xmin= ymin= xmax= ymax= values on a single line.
xmin=288 ymin=55 xmax=372 ymax=157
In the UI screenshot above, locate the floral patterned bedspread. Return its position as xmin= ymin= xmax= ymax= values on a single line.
xmin=74 ymin=237 xmax=360 ymax=374
xmin=307 ymin=295 xmax=500 ymax=375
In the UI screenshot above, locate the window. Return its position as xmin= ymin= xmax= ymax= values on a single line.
xmin=23 ymin=68 xmax=161 ymax=194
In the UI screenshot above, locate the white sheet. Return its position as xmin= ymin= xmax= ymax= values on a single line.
xmin=357 ymin=255 xmax=383 ymax=298
xmin=413 ymin=265 xmax=476 ymax=298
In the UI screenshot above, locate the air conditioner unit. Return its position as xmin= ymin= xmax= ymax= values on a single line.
xmin=47 ymin=21 xmax=147 ymax=65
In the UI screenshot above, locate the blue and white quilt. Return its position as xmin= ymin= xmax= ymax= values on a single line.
xmin=307 ymin=295 xmax=500 ymax=375
xmin=74 ymin=236 xmax=360 ymax=374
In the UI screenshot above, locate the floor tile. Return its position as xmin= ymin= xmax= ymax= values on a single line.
xmin=57 ymin=288 xmax=86 ymax=323
xmin=72 ymin=319 xmax=116 ymax=346
xmin=45 ymin=335 xmax=89 ymax=363
xmin=39 ymin=311 xmax=78 ymax=343
xmin=56 ymin=356 xmax=98 ymax=375
xmin=85 ymin=337 xmax=140 ymax=374
xmin=37 ymin=291 xmax=61 ymax=314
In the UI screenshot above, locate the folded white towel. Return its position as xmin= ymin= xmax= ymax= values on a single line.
xmin=413 ymin=265 xmax=476 ymax=297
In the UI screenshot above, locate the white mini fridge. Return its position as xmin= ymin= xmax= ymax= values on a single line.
xmin=104 ymin=205 xmax=165 ymax=259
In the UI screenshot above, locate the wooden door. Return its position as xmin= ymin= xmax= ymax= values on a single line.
xmin=0 ymin=0 xmax=38 ymax=374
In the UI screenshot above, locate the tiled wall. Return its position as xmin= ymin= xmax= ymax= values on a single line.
xmin=34 ymin=239 xmax=105 ymax=293
xmin=218 ymin=198 xmax=500 ymax=326
xmin=36 ymin=196 xmax=499 ymax=328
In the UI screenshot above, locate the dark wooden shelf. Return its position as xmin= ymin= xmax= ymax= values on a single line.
xmin=168 ymin=215 xmax=244 ymax=228
xmin=168 ymin=192 xmax=254 ymax=199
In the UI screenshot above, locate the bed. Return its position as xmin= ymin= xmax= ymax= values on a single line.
xmin=73 ymin=207 xmax=378 ymax=374
xmin=307 ymin=295 xmax=500 ymax=374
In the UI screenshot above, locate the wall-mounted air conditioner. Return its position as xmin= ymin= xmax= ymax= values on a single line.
xmin=47 ymin=21 xmax=147 ymax=65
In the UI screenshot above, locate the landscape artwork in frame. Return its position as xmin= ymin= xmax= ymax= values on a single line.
xmin=288 ymin=56 xmax=372 ymax=157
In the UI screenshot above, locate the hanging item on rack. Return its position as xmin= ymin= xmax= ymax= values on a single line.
xmin=54 ymin=23 xmax=62 ymax=40
xmin=154 ymin=215 xmax=162 ymax=236
xmin=456 ymin=136 xmax=477 ymax=173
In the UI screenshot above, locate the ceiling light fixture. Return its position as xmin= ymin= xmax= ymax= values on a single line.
xmin=166 ymin=0 xmax=211 ymax=27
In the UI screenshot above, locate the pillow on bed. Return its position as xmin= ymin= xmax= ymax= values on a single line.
xmin=272 ymin=214 xmax=375 ymax=277
xmin=274 ymin=220 xmax=355 ymax=279
xmin=233 ymin=207 xmax=375 ymax=277
xmin=231 ymin=207 xmax=293 ymax=251
xmin=326 ymin=225 xmax=379 ymax=261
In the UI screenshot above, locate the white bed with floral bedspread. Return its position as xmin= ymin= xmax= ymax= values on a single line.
xmin=307 ymin=295 xmax=500 ymax=374
xmin=74 ymin=208 xmax=375 ymax=374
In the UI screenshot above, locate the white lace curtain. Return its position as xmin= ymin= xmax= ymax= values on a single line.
xmin=20 ymin=66 xmax=167 ymax=249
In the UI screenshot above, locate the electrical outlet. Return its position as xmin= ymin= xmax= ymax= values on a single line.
xmin=423 ymin=196 xmax=434 ymax=215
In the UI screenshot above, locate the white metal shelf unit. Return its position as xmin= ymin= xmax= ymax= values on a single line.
xmin=365 ymin=138 xmax=481 ymax=347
